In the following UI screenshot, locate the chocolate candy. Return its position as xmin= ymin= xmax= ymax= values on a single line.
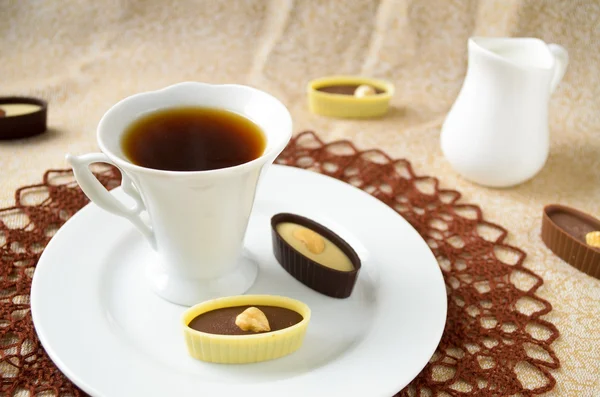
xmin=307 ymin=75 xmax=394 ymax=118
xmin=541 ymin=204 xmax=600 ymax=279
xmin=187 ymin=305 xmax=303 ymax=335
xmin=316 ymin=84 xmax=385 ymax=96
xmin=0 ymin=97 xmax=47 ymax=140
xmin=182 ymin=295 xmax=311 ymax=364
xmin=271 ymin=213 xmax=361 ymax=298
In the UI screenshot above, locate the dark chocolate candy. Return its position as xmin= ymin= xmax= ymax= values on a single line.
xmin=271 ymin=213 xmax=361 ymax=299
xmin=0 ymin=97 xmax=48 ymax=140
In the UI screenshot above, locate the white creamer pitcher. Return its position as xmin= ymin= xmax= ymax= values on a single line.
xmin=440 ymin=37 xmax=568 ymax=188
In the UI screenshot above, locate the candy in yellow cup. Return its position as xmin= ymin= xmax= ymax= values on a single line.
xmin=307 ymin=75 xmax=395 ymax=119
xmin=182 ymin=295 xmax=311 ymax=364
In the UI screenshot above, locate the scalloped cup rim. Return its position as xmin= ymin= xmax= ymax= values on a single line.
xmin=95 ymin=82 xmax=292 ymax=177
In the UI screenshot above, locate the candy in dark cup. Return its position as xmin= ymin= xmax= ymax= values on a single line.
xmin=271 ymin=213 xmax=361 ymax=298
xmin=0 ymin=97 xmax=48 ymax=140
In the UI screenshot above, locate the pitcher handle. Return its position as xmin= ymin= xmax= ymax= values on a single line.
xmin=66 ymin=153 xmax=156 ymax=249
xmin=548 ymin=44 xmax=569 ymax=93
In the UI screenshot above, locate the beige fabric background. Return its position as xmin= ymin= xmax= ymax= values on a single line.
xmin=1 ymin=0 xmax=599 ymax=395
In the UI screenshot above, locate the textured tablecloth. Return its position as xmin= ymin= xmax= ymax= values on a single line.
xmin=1 ymin=0 xmax=599 ymax=395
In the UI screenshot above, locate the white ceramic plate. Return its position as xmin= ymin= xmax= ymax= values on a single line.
xmin=31 ymin=165 xmax=447 ymax=397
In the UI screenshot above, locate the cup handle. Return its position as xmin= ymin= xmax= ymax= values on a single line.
xmin=548 ymin=43 xmax=569 ymax=93
xmin=66 ymin=153 xmax=156 ymax=249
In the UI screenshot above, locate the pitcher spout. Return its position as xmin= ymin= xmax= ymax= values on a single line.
xmin=469 ymin=37 xmax=568 ymax=92
xmin=470 ymin=37 xmax=556 ymax=70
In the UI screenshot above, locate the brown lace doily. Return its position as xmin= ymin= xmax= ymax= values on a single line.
xmin=0 ymin=131 xmax=559 ymax=396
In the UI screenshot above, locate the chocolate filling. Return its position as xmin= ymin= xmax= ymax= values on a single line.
xmin=316 ymin=84 xmax=384 ymax=95
xmin=188 ymin=305 xmax=303 ymax=335
xmin=549 ymin=211 xmax=600 ymax=244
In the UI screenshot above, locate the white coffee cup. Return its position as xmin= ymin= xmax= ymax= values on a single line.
xmin=66 ymin=82 xmax=292 ymax=306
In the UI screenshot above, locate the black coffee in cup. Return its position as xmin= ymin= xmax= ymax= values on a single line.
xmin=121 ymin=107 xmax=266 ymax=172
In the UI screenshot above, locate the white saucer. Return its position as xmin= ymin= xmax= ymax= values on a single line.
xmin=31 ymin=165 xmax=447 ymax=397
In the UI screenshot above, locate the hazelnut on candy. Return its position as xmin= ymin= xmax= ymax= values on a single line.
xmin=292 ymin=226 xmax=325 ymax=254
xmin=586 ymin=231 xmax=600 ymax=248
xmin=354 ymin=84 xmax=377 ymax=98
xmin=235 ymin=307 xmax=271 ymax=333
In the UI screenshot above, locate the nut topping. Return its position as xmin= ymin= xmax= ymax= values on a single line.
xmin=585 ymin=231 xmax=600 ymax=248
xmin=354 ymin=84 xmax=377 ymax=98
xmin=292 ymin=226 xmax=326 ymax=254
xmin=235 ymin=307 xmax=271 ymax=333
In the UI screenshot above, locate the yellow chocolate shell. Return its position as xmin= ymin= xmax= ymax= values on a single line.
xmin=182 ymin=295 xmax=311 ymax=364
xmin=307 ymin=75 xmax=394 ymax=118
